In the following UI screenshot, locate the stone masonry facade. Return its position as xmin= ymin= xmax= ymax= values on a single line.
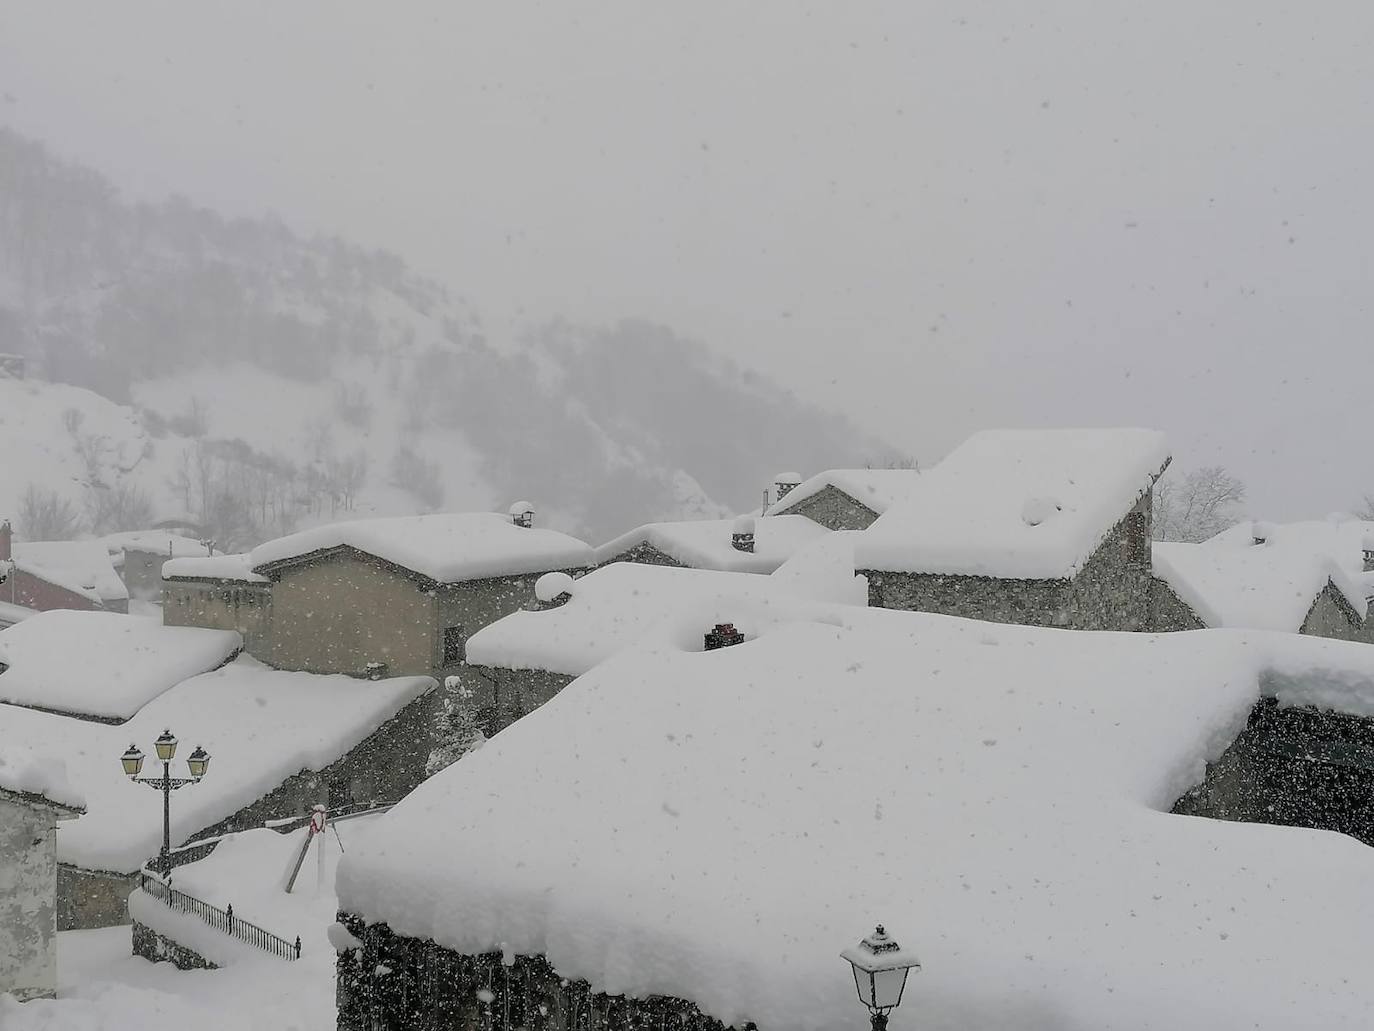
xmin=336 ymin=914 xmax=752 ymax=1031
xmin=863 ymin=497 xmax=1154 ymax=632
xmin=773 ymin=484 xmax=880 ymax=531
xmin=458 ymin=664 xmax=577 ymax=740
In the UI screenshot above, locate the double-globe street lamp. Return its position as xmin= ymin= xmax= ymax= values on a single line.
xmin=120 ymin=729 xmax=211 ymax=877
xmin=842 ymin=925 xmax=921 ymax=1031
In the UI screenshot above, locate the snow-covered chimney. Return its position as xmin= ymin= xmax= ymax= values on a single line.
xmin=1362 ymin=535 xmax=1374 ymax=573
xmin=731 ymin=515 xmax=756 ymax=553
xmin=704 ymin=623 xmax=745 ymax=651
xmin=0 ymin=520 xmax=11 ymax=562
xmin=509 ymin=501 xmax=535 ymax=529
xmin=1252 ymin=521 xmax=1274 ymax=546
xmin=773 ymin=472 xmax=803 ymax=505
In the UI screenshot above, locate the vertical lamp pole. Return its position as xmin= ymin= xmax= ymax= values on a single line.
xmin=121 ymin=731 xmax=211 ymax=877
xmin=841 ymin=925 xmax=921 ymax=1031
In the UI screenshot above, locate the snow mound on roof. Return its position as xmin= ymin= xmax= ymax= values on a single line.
xmin=1154 ymin=539 xmax=1368 ymax=631
xmin=0 ymin=611 xmax=242 ymax=719
xmin=595 ymin=516 xmax=829 ymax=573
xmin=339 ymin=615 xmax=1374 ymax=1031
xmin=0 ymin=655 xmax=433 ymax=872
xmin=0 ymin=754 xmax=85 ymax=811
xmin=163 ymin=553 xmax=268 ymax=583
xmin=13 ymin=539 xmax=128 ymax=604
xmin=856 ymin=428 xmax=1169 ymax=579
xmin=765 ymin=468 xmax=920 ymax=517
xmin=101 ymin=531 xmax=209 ymax=559
xmin=534 ymin=571 xmax=576 ymax=604
xmin=769 ymin=530 xmax=869 ymax=604
xmin=250 ymin=512 xmax=592 ymax=583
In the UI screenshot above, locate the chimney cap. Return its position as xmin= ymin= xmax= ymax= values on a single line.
xmin=774 ymin=471 xmax=803 ymax=485
xmin=1252 ymin=520 xmax=1275 ymax=544
xmin=509 ymin=501 xmax=535 ymax=516
xmin=732 ymin=514 xmax=756 ymax=533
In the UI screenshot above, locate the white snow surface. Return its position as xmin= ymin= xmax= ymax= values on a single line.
xmin=855 ymin=428 xmax=1170 ymax=579
xmin=765 ymin=468 xmax=920 ymax=517
xmin=0 ymin=599 xmax=37 ymax=626
xmin=249 ymin=512 xmax=593 ymax=583
xmin=0 ymin=754 xmax=85 ymax=811
xmin=340 ymin=611 xmax=1374 ymax=1031
xmin=769 ymin=530 xmax=869 ymax=604
xmin=12 ymin=540 xmax=129 ymax=605
xmin=162 ymin=553 xmax=269 ymax=583
xmin=594 ymin=515 xmax=830 ymax=574
xmin=0 ymin=655 xmax=433 ymax=872
xmin=466 ymin=560 xmax=859 ymax=677
xmin=0 ymin=611 xmax=241 ymax=719
xmin=101 ymin=531 xmax=209 ymax=560
xmin=1154 ymin=538 xmax=1368 ymax=631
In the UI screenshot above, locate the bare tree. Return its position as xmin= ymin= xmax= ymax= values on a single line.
xmin=1152 ymin=465 xmax=1247 ymax=543
xmin=86 ymin=482 xmax=155 ymax=534
xmin=18 ymin=484 xmax=83 ymax=540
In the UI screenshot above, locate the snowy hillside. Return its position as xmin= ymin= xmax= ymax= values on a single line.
xmin=0 ymin=129 xmax=896 ymax=544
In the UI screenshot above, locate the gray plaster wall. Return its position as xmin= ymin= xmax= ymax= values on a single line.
xmin=774 ymin=484 xmax=879 ymax=530
xmin=57 ymin=689 xmax=436 ymax=930
xmin=164 ymin=578 xmax=273 ymax=658
xmin=863 ymin=498 xmax=1154 ymax=632
xmin=0 ymin=796 xmax=60 ymax=1001
xmin=434 ymin=572 xmax=576 ymax=681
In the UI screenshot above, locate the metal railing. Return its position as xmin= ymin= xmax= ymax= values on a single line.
xmin=139 ymin=871 xmax=301 ymax=961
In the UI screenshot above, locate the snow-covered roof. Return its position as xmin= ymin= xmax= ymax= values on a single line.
xmin=337 ymin=612 xmax=1374 ymax=1031
xmin=0 ymin=655 xmax=433 ymax=872
xmin=1154 ymin=538 xmax=1368 ymax=632
xmin=768 ymin=530 xmax=869 ymax=605
xmin=0 ymin=611 xmax=241 ymax=720
xmin=163 ymin=553 xmax=269 ymax=584
xmin=249 ymin=513 xmax=593 ymax=584
xmin=0 ymin=755 xmax=85 ymax=814
xmin=467 ymin=561 xmax=854 ymax=678
xmin=594 ymin=515 xmax=829 ymax=574
xmin=0 ymin=600 xmax=37 ymax=628
xmin=13 ymin=539 xmax=129 ymax=604
xmin=855 ymin=428 xmax=1170 ymax=579
xmin=101 ymin=530 xmax=210 ymax=560
xmin=1210 ymin=518 xmax=1374 ymax=574
xmin=764 ymin=468 xmax=920 ymax=518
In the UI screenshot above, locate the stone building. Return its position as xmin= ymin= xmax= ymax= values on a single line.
xmin=101 ymin=530 xmax=210 ymax=600
xmin=0 ymin=522 xmax=129 ymax=614
xmin=162 ymin=553 xmax=273 ymax=657
xmin=856 ymin=428 xmax=1170 ymax=631
xmin=764 ymin=468 xmax=920 ymax=530
xmin=594 ymin=515 xmax=828 ymax=576
xmin=1152 ymin=536 xmax=1368 ymax=639
xmin=0 ymin=768 xmax=84 ymax=1001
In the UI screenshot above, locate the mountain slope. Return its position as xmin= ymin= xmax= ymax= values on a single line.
xmin=0 ymin=128 xmax=897 ymax=544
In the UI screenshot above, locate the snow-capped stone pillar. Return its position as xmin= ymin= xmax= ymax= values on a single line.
xmin=773 ymin=472 xmax=802 ymax=505
xmin=0 ymin=520 xmax=11 ymax=562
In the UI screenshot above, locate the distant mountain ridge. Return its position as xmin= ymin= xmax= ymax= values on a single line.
xmin=0 ymin=128 xmax=897 ymax=545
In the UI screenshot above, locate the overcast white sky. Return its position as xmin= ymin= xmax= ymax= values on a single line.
xmin=3 ymin=2 xmax=1372 ymax=517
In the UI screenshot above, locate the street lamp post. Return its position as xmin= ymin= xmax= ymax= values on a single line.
xmin=120 ymin=730 xmax=211 ymax=877
xmin=841 ymin=925 xmax=921 ymax=1031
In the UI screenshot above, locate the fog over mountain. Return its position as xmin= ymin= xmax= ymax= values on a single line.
xmin=0 ymin=129 xmax=895 ymax=545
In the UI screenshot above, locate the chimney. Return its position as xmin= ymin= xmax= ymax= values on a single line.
xmin=773 ymin=472 xmax=802 ymax=506
xmin=731 ymin=515 xmax=756 ymax=553
xmin=509 ymin=501 xmax=535 ymax=529
xmin=1252 ymin=521 xmax=1273 ymax=546
xmin=0 ymin=519 xmax=11 ymax=562
xmin=704 ymin=623 xmax=745 ymax=651
xmin=1363 ymin=535 xmax=1374 ymax=573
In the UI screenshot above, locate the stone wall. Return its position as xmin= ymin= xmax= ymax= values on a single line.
xmin=863 ymin=498 xmax=1154 ymax=632
xmin=336 ymin=914 xmax=750 ymax=1031
xmin=58 ymin=688 xmax=436 ymax=930
xmin=131 ymin=920 xmax=218 ymax=971
xmin=1300 ymin=585 xmax=1364 ymax=642
xmin=458 ymin=664 xmax=577 ymax=739
xmin=1148 ymin=578 xmax=1207 ymax=632
xmin=0 ymin=797 xmax=60 ymax=1001
xmin=597 ymin=541 xmax=685 ymax=569
xmin=163 ymin=577 xmax=273 ymax=657
xmin=1173 ymin=698 xmax=1374 ymax=845
xmin=774 ymin=484 xmax=879 ymax=531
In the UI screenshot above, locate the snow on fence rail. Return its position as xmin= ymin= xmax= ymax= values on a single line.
xmin=139 ymin=870 xmax=301 ymax=961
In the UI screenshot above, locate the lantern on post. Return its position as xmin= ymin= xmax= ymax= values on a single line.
xmin=841 ymin=925 xmax=921 ymax=1031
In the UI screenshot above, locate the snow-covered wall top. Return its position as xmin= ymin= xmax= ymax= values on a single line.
xmin=0 ymin=611 xmax=241 ymax=720
xmin=855 ymin=428 xmax=1170 ymax=579
xmin=0 ymin=656 xmax=433 ymax=872
xmin=101 ymin=531 xmax=209 ymax=560
xmin=1153 ymin=538 xmax=1368 ymax=631
xmin=764 ymin=468 xmax=920 ymax=517
xmin=593 ymin=515 xmax=829 ymax=573
xmin=467 ymin=561 xmax=855 ymax=677
xmin=337 ymin=612 xmax=1374 ymax=1031
xmin=162 ymin=553 xmax=268 ymax=584
xmin=0 ymin=755 xmax=85 ymax=813
xmin=249 ymin=513 xmax=594 ymax=584
xmin=769 ymin=530 xmax=869 ymax=605
xmin=12 ymin=540 xmax=128 ymax=604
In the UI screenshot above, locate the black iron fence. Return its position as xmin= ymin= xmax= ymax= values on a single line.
xmin=139 ymin=871 xmax=301 ymax=961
